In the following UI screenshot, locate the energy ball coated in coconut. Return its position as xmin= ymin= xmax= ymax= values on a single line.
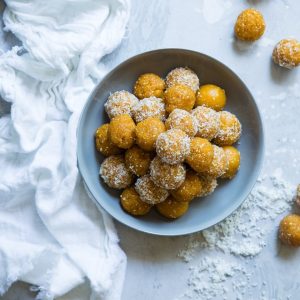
xmin=221 ymin=146 xmax=241 ymax=179
xmin=132 ymin=96 xmax=165 ymax=123
xmin=165 ymin=109 xmax=198 ymax=137
xmin=95 ymin=124 xmax=122 ymax=157
xmin=166 ymin=67 xmax=200 ymax=92
xmin=100 ymin=155 xmax=133 ymax=189
xmin=279 ymin=214 xmax=300 ymax=247
xmin=156 ymin=129 xmax=190 ymax=164
xmin=234 ymin=8 xmax=265 ymax=41
xmin=272 ymin=39 xmax=300 ymax=69
xmin=192 ymin=106 xmax=220 ymax=141
xmin=205 ymin=145 xmax=228 ymax=178
xmin=156 ymin=196 xmax=189 ymax=219
xmin=213 ymin=111 xmax=242 ymax=146
xmin=105 ymin=90 xmax=138 ymax=119
xmin=196 ymin=84 xmax=226 ymax=111
xmin=198 ymin=175 xmax=218 ymax=197
xmin=150 ymin=156 xmax=186 ymax=190
xmin=135 ymin=175 xmax=169 ymax=205
xmin=134 ymin=73 xmax=165 ymax=99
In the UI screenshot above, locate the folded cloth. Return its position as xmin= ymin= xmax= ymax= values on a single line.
xmin=0 ymin=0 xmax=130 ymax=299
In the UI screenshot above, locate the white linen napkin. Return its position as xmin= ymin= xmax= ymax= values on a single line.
xmin=0 ymin=0 xmax=130 ymax=299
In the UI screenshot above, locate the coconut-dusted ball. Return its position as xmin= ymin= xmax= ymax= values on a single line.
xmin=100 ymin=155 xmax=133 ymax=189
xmin=125 ymin=146 xmax=152 ymax=176
xmin=132 ymin=96 xmax=165 ymax=123
xmin=135 ymin=175 xmax=169 ymax=205
xmin=165 ymin=109 xmax=198 ymax=137
xmin=279 ymin=214 xmax=300 ymax=247
xmin=234 ymin=8 xmax=265 ymax=41
xmin=272 ymin=39 xmax=300 ymax=69
xmin=108 ymin=114 xmax=136 ymax=149
xmin=213 ymin=111 xmax=242 ymax=146
xmin=95 ymin=124 xmax=122 ymax=156
xmin=156 ymin=196 xmax=189 ymax=219
xmin=221 ymin=146 xmax=241 ymax=179
xmin=196 ymin=84 xmax=226 ymax=111
xmin=205 ymin=145 xmax=228 ymax=178
xmin=105 ymin=90 xmax=138 ymax=119
xmin=186 ymin=137 xmax=214 ymax=173
xmin=198 ymin=175 xmax=218 ymax=197
xmin=171 ymin=170 xmax=202 ymax=202
xmin=150 ymin=156 xmax=186 ymax=190
xmin=134 ymin=73 xmax=165 ymax=99
xmin=166 ymin=67 xmax=200 ymax=92
xmin=191 ymin=106 xmax=220 ymax=141
xmin=164 ymin=84 xmax=196 ymax=114
xmin=156 ymin=129 xmax=190 ymax=164
xmin=120 ymin=187 xmax=152 ymax=216
xmin=135 ymin=117 xmax=166 ymax=151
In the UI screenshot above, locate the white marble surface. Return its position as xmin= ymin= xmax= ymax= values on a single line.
xmin=1 ymin=0 xmax=300 ymax=299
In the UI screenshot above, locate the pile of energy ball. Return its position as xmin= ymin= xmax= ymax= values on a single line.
xmin=96 ymin=67 xmax=241 ymax=219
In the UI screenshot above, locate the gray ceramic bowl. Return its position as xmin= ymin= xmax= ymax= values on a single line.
xmin=77 ymin=49 xmax=264 ymax=236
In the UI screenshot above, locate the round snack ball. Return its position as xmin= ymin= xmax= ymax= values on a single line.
xmin=109 ymin=114 xmax=136 ymax=149
xmin=272 ymin=39 xmax=300 ymax=69
xmin=134 ymin=73 xmax=165 ymax=99
xmin=150 ymin=156 xmax=186 ymax=190
xmin=221 ymin=146 xmax=241 ymax=179
xmin=171 ymin=170 xmax=202 ymax=202
xmin=105 ymin=90 xmax=138 ymax=119
xmin=100 ymin=155 xmax=133 ymax=189
xmin=120 ymin=187 xmax=151 ymax=216
xmin=135 ymin=175 xmax=169 ymax=205
xmin=165 ymin=67 xmax=199 ymax=92
xmin=95 ymin=124 xmax=122 ymax=156
xmin=164 ymin=84 xmax=196 ymax=114
xmin=234 ymin=8 xmax=265 ymax=41
xmin=198 ymin=175 xmax=218 ymax=197
xmin=132 ymin=96 xmax=165 ymax=123
xmin=125 ymin=145 xmax=151 ymax=176
xmin=135 ymin=117 xmax=166 ymax=151
xmin=205 ymin=145 xmax=228 ymax=178
xmin=279 ymin=214 xmax=300 ymax=247
xmin=196 ymin=84 xmax=226 ymax=111
xmin=213 ymin=111 xmax=242 ymax=146
xmin=186 ymin=137 xmax=214 ymax=173
xmin=156 ymin=129 xmax=190 ymax=164
xmin=191 ymin=106 xmax=220 ymax=141
xmin=165 ymin=109 xmax=198 ymax=137
xmin=156 ymin=196 xmax=189 ymax=219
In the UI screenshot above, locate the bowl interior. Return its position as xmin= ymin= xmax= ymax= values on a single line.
xmin=77 ymin=49 xmax=264 ymax=236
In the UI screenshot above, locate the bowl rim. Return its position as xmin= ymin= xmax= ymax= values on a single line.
xmin=77 ymin=48 xmax=265 ymax=236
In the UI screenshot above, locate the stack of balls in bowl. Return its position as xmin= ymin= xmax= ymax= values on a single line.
xmin=95 ymin=67 xmax=242 ymax=219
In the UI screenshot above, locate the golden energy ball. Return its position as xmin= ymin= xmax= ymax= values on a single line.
xmin=156 ymin=196 xmax=189 ymax=219
xmin=205 ymin=145 xmax=228 ymax=178
xmin=132 ymin=96 xmax=165 ymax=123
xmin=134 ymin=73 xmax=165 ymax=99
xmin=100 ymin=155 xmax=133 ymax=189
xmin=191 ymin=106 xmax=220 ymax=141
xmin=213 ymin=111 xmax=242 ymax=146
xmin=198 ymin=175 xmax=218 ymax=197
xmin=135 ymin=174 xmax=169 ymax=205
xmin=105 ymin=90 xmax=138 ymax=119
xmin=234 ymin=8 xmax=265 ymax=41
xmin=164 ymin=84 xmax=196 ymax=114
xmin=166 ymin=67 xmax=200 ymax=92
xmin=272 ymin=39 xmax=300 ymax=69
xmin=196 ymin=84 xmax=226 ymax=111
xmin=150 ymin=156 xmax=186 ymax=190
xmin=165 ymin=109 xmax=198 ymax=137
xmin=135 ymin=117 xmax=166 ymax=151
xmin=125 ymin=145 xmax=152 ymax=176
xmin=156 ymin=129 xmax=190 ymax=164
xmin=279 ymin=214 xmax=300 ymax=247
xmin=171 ymin=170 xmax=202 ymax=202
xmin=95 ymin=124 xmax=122 ymax=157
xmin=186 ymin=137 xmax=214 ymax=173
xmin=120 ymin=187 xmax=152 ymax=216
xmin=108 ymin=114 xmax=136 ymax=149
xmin=221 ymin=146 xmax=241 ymax=179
